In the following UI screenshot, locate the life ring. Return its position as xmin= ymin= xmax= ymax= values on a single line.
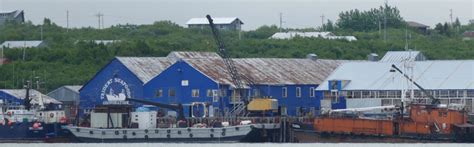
xmin=49 ymin=113 xmax=54 ymax=118
xmin=59 ymin=117 xmax=67 ymax=123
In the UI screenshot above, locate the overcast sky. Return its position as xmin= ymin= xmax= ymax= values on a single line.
xmin=1 ymin=0 xmax=473 ymax=30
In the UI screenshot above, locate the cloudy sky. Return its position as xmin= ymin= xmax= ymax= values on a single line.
xmin=1 ymin=0 xmax=473 ymax=30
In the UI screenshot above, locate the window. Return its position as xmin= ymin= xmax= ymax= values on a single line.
xmin=181 ymin=80 xmax=189 ymax=86
xmin=219 ymin=89 xmax=227 ymax=97
xmin=192 ymin=89 xmax=199 ymax=98
xmin=296 ymin=87 xmax=301 ymax=98
xmin=168 ymin=88 xmax=176 ymax=97
xmin=282 ymin=87 xmax=287 ymax=98
xmin=253 ymin=89 xmax=260 ymax=97
xmin=331 ymin=90 xmax=339 ymax=103
xmin=280 ymin=106 xmax=287 ymax=116
xmin=155 ymin=89 xmax=163 ymax=97
xmin=296 ymin=107 xmax=301 ymax=116
xmin=309 ymin=87 xmax=315 ymax=97
xmin=207 ymin=89 xmax=213 ymax=97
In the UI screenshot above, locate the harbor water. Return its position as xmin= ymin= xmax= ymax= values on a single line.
xmin=1 ymin=143 xmax=473 ymax=147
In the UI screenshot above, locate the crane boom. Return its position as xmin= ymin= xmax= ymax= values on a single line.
xmin=391 ymin=64 xmax=440 ymax=105
xmin=206 ymin=15 xmax=246 ymax=100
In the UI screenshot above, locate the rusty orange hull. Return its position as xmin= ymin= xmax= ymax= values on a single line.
xmin=314 ymin=117 xmax=394 ymax=136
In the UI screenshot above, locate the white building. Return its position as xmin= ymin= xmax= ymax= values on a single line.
xmin=1 ymin=40 xmax=47 ymax=49
xmin=0 ymin=10 xmax=24 ymax=25
xmin=186 ymin=17 xmax=243 ymax=30
xmin=379 ymin=51 xmax=426 ymax=62
xmin=270 ymin=31 xmax=357 ymax=41
xmin=317 ymin=60 xmax=474 ymax=112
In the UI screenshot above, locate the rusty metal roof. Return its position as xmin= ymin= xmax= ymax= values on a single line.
xmin=167 ymin=51 xmax=221 ymax=60
xmin=0 ymin=89 xmax=61 ymax=104
xmin=116 ymin=57 xmax=174 ymax=83
xmin=185 ymin=58 xmax=346 ymax=87
xmin=111 ymin=52 xmax=345 ymax=87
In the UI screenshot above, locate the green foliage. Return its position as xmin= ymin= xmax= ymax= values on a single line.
xmin=0 ymin=12 xmax=472 ymax=93
xmin=337 ymin=4 xmax=404 ymax=31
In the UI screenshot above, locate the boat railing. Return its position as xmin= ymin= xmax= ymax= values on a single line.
xmin=155 ymin=116 xmax=314 ymax=128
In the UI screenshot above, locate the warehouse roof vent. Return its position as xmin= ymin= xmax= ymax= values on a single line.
xmin=307 ymin=53 xmax=318 ymax=61
xmin=367 ymin=53 xmax=379 ymax=61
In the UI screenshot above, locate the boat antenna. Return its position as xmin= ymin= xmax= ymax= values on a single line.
xmin=24 ymin=80 xmax=32 ymax=110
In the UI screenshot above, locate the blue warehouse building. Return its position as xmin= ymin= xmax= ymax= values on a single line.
xmin=79 ymin=51 xmax=344 ymax=117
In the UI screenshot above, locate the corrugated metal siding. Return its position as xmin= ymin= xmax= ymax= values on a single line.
xmin=48 ymin=85 xmax=81 ymax=102
xmin=167 ymin=51 xmax=221 ymax=60
xmin=379 ymin=51 xmax=425 ymax=62
xmin=317 ymin=60 xmax=474 ymax=90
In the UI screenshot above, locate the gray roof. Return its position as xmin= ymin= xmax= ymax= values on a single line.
xmin=64 ymin=85 xmax=82 ymax=93
xmin=102 ymin=51 xmax=344 ymax=87
xmin=116 ymin=57 xmax=174 ymax=83
xmin=167 ymin=51 xmax=221 ymax=60
xmin=379 ymin=51 xmax=426 ymax=62
xmin=0 ymin=10 xmax=23 ymax=18
xmin=1 ymin=40 xmax=44 ymax=48
xmin=317 ymin=60 xmax=474 ymax=91
xmin=0 ymin=89 xmax=61 ymax=104
xmin=186 ymin=17 xmax=243 ymax=25
xmin=270 ymin=31 xmax=356 ymax=41
xmin=185 ymin=58 xmax=346 ymax=87
xmin=406 ymin=21 xmax=429 ymax=28
xmin=270 ymin=32 xmax=334 ymax=39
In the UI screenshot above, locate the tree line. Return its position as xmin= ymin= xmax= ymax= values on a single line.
xmin=0 ymin=5 xmax=473 ymax=93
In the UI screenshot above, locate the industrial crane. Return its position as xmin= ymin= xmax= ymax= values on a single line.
xmin=390 ymin=64 xmax=440 ymax=105
xmin=206 ymin=15 xmax=275 ymax=116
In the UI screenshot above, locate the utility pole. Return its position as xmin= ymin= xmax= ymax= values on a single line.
xmin=101 ymin=13 xmax=105 ymax=29
xmin=450 ymin=9 xmax=453 ymax=26
xmin=321 ymin=14 xmax=325 ymax=31
xmin=40 ymin=25 xmax=43 ymax=40
xmin=66 ymin=10 xmax=69 ymax=32
xmin=95 ymin=12 xmax=103 ymax=29
xmin=279 ymin=13 xmax=283 ymax=32
xmin=384 ymin=0 xmax=388 ymax=42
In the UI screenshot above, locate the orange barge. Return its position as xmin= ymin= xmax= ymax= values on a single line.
xmin=305 ymin=104 xmax=474 ymax=142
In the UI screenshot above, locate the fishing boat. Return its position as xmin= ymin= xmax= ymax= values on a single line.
xmin=66 ymin=98 xmax=254 ymax=143
xmin=0 ymin=83 xmax=71 ymax=142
